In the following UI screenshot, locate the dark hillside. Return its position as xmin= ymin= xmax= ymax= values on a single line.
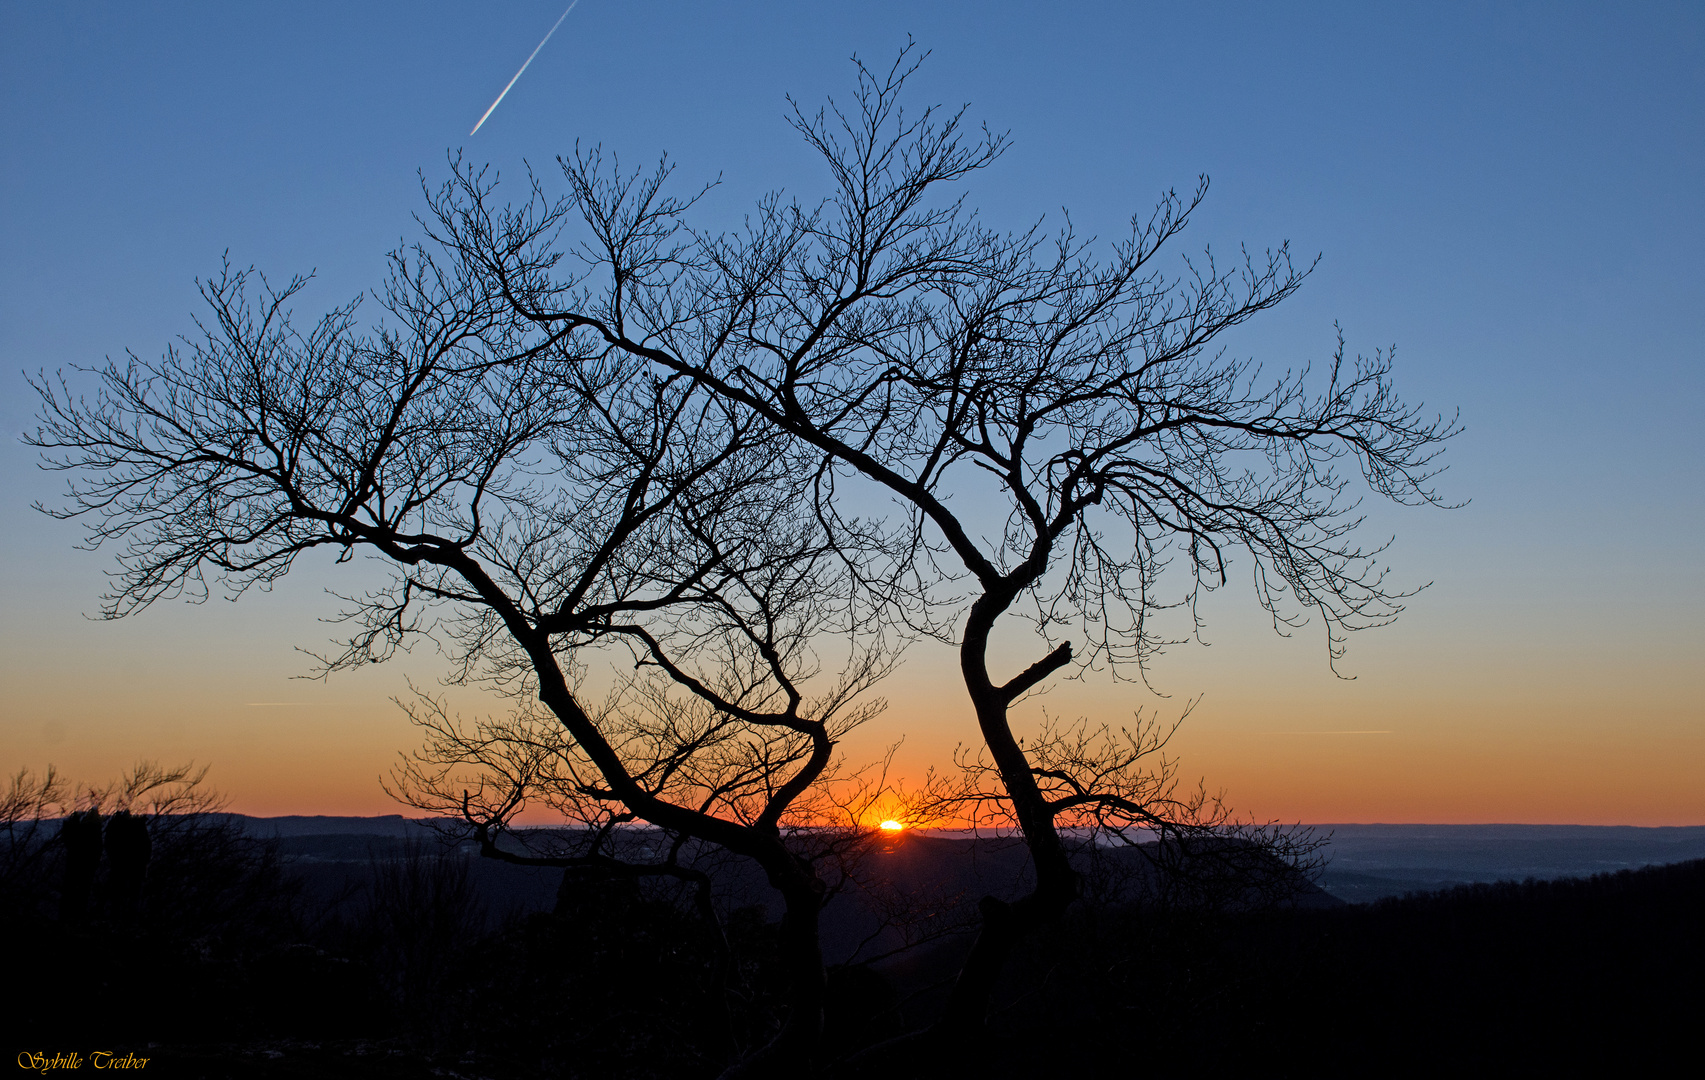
xmin=974 ymin=857 xmax=1705 ymax=1078
xmin=10 ymin=812 xmax=1698 ymax=1076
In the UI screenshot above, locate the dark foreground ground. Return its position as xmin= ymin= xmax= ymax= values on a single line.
xmin=989 ymin=858 xmax=1704 ymax=1077
xmin=8 ymin=816 xmax=1702 ymax=1079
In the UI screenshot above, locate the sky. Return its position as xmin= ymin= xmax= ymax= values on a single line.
xmin=2 ymin=1 xmax=1700 ymax=824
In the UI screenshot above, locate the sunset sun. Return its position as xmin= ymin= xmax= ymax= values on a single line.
xmin=879 ymin=820 xmax=904 ymax=832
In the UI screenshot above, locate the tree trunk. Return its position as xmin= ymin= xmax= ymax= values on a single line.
xmin=934 ymin=597 xmax=1082 ymax=1035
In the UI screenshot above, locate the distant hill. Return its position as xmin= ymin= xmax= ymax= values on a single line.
xmin=221 ymin=814 xmax=1705 ymax=939
xmin=232 ymin=814 xmax=1705 ymax=904
xmin=238 ymin=813 xmax=441 ymax=838
xmin=1312 ymin=822 xmax=1705 ymax=901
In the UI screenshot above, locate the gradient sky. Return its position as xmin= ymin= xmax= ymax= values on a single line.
xmin=3 ymin=2 xmax=1700 ymax=824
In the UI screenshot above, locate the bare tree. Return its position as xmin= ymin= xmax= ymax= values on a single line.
xmin=423 ymin=44 xmax=1458 ymax=1050
xmin=32 ymin=42 xmax=1457 ymax=1069
xmin=31 ymin=232 xmax=898 ymax=1073
xmin=0 ymin=766 xmax=70 ymax=918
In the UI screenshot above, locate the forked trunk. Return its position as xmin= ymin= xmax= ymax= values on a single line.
xmin=935 ymin=600 xmax=1082 ymax=1035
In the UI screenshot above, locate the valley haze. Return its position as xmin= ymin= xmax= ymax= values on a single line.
xmin=237 ymin=814 xmax=1705 ymax=906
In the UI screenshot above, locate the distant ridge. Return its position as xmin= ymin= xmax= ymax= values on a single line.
xmin=1314 ymin=823 xmax=1705 ymax=901
xmin=229 ymin=816 xmax=1705 ymax=906
xmin=237 ymin=814 xmax=441 ymax=838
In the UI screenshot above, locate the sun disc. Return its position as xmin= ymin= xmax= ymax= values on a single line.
xmin=879 ymin=819 xmax=904 ymax=831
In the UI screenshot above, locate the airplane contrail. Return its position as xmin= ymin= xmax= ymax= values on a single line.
xmin=469 ymin=1 xmax=579 ymax=136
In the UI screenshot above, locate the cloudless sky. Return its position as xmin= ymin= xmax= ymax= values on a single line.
xmin=2 ymin=1 xmax=1700 ymax=823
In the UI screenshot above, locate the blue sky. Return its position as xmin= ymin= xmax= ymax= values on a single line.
xmin=2 ymin=2 xmax=1700 ymax=821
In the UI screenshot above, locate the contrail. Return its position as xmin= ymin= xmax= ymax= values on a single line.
xmin=469 ymin=1 xmax=579 ymax=136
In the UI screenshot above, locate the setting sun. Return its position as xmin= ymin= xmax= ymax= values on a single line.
xmin=879 ymin=820 xmax=904 ymax=832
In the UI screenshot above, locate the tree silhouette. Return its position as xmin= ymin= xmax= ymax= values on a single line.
xmin=421 ymin=44 xmax=1458 ymax=1052
xmin=31 ymin=244 xmax=898 ymax=1074
xmin=32 ymin=44 xmax=1457 ymax=1072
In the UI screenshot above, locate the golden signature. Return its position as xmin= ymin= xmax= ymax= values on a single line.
xmin=16 ymin=1051 xmax=151 ymax=1072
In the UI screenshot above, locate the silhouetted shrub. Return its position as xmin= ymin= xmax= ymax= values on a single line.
xmin=59 ymin=808 xmax=102 ymax=919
